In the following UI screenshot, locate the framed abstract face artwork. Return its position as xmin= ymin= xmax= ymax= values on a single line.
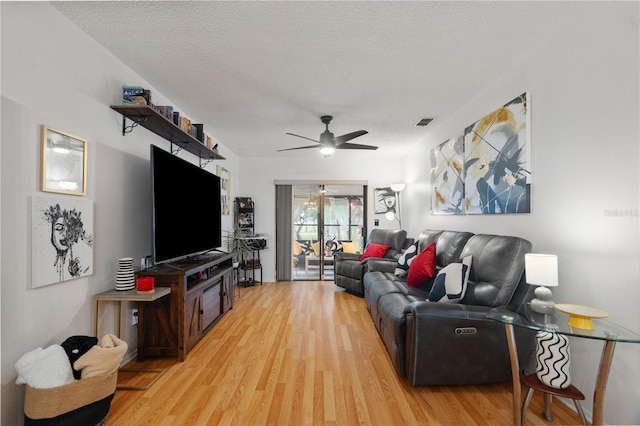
xmin=31 ymin=196 xmax=94 ymax=287
xmin=374 ymin=187 xmax=397 ymax=214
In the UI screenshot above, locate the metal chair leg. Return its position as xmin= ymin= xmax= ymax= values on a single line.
xmin=542 ymin=393 xmax=554 ymax=421
xmin=574 ymin=400 xmax=588 ymax=426
xmin=521 ymin=387 xmax=534 ymax=424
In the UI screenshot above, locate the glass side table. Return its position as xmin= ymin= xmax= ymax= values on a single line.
xmin=487 ymin=304 xmax=640 ymax=426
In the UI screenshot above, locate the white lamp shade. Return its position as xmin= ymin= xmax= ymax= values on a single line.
xmin=384 ymin=211 xmax=396 ymax=221
xmin=525 ymin=254 xmax=558 ymax=287
xmin=390 ymin=183 xmax=406 ymax=192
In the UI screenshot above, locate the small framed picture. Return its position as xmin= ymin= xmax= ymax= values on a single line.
xmin=41 ymin=126 xmax=87 ymax=196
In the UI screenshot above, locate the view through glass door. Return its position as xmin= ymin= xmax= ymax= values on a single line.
xmin=292 ymin=184 xmax=366 ymax=280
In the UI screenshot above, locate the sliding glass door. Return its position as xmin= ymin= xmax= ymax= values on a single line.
xmin=292 ymin=184 xmax=366 ymax=280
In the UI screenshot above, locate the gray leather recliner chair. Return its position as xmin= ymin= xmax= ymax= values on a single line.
xmin=334 ymin=229 xmax=410 ymax=296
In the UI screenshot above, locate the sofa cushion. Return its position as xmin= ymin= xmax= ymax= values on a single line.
xmin=394 ymin=242 xmax=419 ymax=277
xmin=435 ymin=231 xmax=475 ymax=266
xmin=297 ymin=240 xmax=314 ymax=255
xmin=459 ymin=235 xmax=532 ymax=306
xmin=363 ymin=271 xmax=405 ymax=332
xmin=427 ymin=255 xmax=472 ymax=303
xmin=406 ymin=243 xmax=437 ymax=288
xmin=359 ymin=243 xmax=390 ymax=261
xmin=325 ymin=238 xmax=342 ymax=255
xmin=368 ymin=228 xmax=408 ymax=261
xmin=416 ymin=230 xmax=444 ymax=252
xmin=341 ymin=241 xmax=356 ymax=253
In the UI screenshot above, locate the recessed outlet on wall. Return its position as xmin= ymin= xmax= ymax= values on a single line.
xmin=131 ymin=309 xmax=138 ymax=325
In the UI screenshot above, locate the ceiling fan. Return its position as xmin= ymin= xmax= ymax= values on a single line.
xmin=278 ymin=115 xmax=378 ymax=155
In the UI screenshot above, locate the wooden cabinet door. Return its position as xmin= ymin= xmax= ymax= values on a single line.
xmin=222 ymin=270 xmax=234 ymax=313
xmin=185 ymin=291 xmax=202 ymax=352
xmin=202 ymin=283 xmax=221 ymax=330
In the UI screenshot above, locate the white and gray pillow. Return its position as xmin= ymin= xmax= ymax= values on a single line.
xmin=427 ymin=255 xmax=472 ymax=303
xmin=394 ymin=242 xmax=419 ymax=277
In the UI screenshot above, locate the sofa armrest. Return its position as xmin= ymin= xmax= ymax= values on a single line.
xmin=334 ymin=252 xmax=361 ymax=262
xmin=403 ymin=301 xmax=535 ymax=386
xmin=367 ymin=258 xmax=397 ymax=273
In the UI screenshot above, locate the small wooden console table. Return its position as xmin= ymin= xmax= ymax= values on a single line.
xmin=94 ymin=287 xmax=171 ymax=390
xmin=94 ymin=287 xmax=171 ymax=337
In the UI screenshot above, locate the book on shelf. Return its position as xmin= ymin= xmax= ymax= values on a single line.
xmin=179 ymin=116 xmax=191 ymax=133
xmin=122 ymin=86 xmax=151 ymax=106
xmin=193 ymin=124 xmax=204 ymax=143
xmin=156 ymin=105 xmax=174 ymax=121
xmin=188 ymin=124 xmax=198 ymax=139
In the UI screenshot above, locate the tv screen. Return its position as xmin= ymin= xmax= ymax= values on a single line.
xmin=151 ymin=145 xmax=222 ymax=264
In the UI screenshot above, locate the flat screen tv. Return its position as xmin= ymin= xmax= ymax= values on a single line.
xmin=151 ymin=145 xmax=222 ymax=264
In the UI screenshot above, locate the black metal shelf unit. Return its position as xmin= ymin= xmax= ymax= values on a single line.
xmin=234 ymin=197 xmax=264 ymax=286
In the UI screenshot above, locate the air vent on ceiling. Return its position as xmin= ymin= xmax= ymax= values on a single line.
xmin=415 ymin=117 xmax=434 ymax=127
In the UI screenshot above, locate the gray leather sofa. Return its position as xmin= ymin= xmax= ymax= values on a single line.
xmin=363 ymin=229 xmax=535 ymax=386
xmin=334 ymin=229 xmax=411 ymax=296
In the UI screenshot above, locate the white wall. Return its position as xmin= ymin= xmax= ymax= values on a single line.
xmin=401 ymin=3 xmax=639 ymax=424
xmin=0 ymin=3 xmax=238 ymax=424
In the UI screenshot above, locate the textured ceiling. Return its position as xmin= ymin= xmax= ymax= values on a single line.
xmin=53 ymin=1 xmax=585 ymax=158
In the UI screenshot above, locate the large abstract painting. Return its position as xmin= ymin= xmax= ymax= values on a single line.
xmin=430 ymin=93 xmax=531 ymax=215
xmin=31 ymin=196 xmax=94 ymax=288
xmin=430 ymin=133 xmax=465 ymax=215
xmin=464 ymin=93 xmax=531 ymax=214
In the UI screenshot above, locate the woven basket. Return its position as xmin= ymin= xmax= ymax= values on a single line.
xmin=24 ymin=372 xmax=117 ymax=423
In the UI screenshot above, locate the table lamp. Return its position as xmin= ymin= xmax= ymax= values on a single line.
xmin=525 ymin=253 xmax=558 ymax=315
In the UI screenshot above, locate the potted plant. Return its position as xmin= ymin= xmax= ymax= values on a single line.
xmin=224 ymin=228 xmax=254 ymax=268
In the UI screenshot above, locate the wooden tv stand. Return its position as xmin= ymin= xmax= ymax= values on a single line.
xmin=137 ymin=252 xmax=234 ymax=361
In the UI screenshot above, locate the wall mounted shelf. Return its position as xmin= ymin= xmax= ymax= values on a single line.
xmin=110 ymin=105 xmax=225 ymax=163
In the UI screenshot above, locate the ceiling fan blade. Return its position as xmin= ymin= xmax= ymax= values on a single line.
xmin=335 ymin=142 xmax=378 ymax=150
xmin=285 ymin=132 xmax=320 ymax=143
xmin=335 ymin=130 xmax=368 ymax=145
xmin=277 ymin=144 xmax=320 ymax=152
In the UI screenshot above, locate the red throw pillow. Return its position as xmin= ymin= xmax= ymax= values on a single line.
xmin=406 ymin=243 xmax=437 ymax=287
xmin=359 ymin=243 xmax=390 ymax=261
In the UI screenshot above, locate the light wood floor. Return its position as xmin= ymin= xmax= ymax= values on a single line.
xmin=110 ymin=281 xmax=583 ymax=425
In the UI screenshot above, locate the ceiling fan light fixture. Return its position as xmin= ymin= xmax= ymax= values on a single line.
xmin=320 ymin=146 xmax=335 ymax=156
xmin=279 ymin=115 xmax=376 ymax=153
